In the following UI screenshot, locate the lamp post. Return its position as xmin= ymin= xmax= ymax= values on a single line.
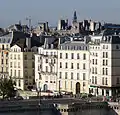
xmin=38 ymin=82 xmax=41 ymax=105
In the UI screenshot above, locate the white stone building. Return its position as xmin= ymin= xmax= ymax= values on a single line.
xmin=9 ymin=38 xmax=38 ymax=90
xmin=35 ymin=38 xmax=58 ymax=91
xmin=89 ymin=34 xmax=120 ymax=96
xmin=57 ymin=37 xmax=90 ymax=94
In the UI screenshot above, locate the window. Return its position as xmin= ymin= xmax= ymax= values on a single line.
xmin=71 ymin=72 xmax=73 ymax=79
xmin=102 ymin=77 xmax=104 ymax=85
xmin=10 ymin=54 xmax=12 ymax=59
xmin=60 ymin=53 xmax=62 ymax=59
xmin=92 ymin=76 xmax=94 ymax=84
xmin=14 ymin=54 xmax=16 ymax=59
xmin=46 ymin=66 xmax=48 ymax=72
xmin=83 ymin=73 xmax=86 ymax=80
xmin=95 ymin=67 xmax=97 ymax=74
xmin=2 ymin=45 xmax=4 ymax=50
xmin=18 ymin=80 xmax=21 ymax=87
xmin=71 ymin=63 xmax=74 ymax=69
xmin=1 ymin=51 xmax=3 ymax=56
xmin=32 ymin=62 xmax=34 ymax=68
xmin=92 ymin=67 xmax=94 ymax=74
xmin=77 ymin=73 xmax=79 ymax=80
xmin=24 ymin=55 xmax=27 ymax=60
xmin=10 ymin=62 xmax=12 ymax=67
xmin=14 ymin=62 xmax=16 ymax=68
xmin=46 ymin=59 xmax=48 ymax=63
xmin=18 ymin=62 xmax=20 ymax=68
xmin=59 ymin=72 xmax=62 ymax=79
xmin=54 ymin=59 xmax=56 ymax=63
xmin=14 ymin=70 xmax=16 ymax=76
xmin=65 ymin=53 xmax=68 ymax=59
xmin=95 ymin=59 xmax=97 ymax=65
xmin=106 ymin=68 xmax=108 ymax=75
xmin=70 ymin=81 xmax=72 ymax=90
xmin=60 ymin=62 xmax=62 ymax=68
xmin=103 ymin=68 xmax=105 ymax=75
xmin=83 ymin=53 xmax=86 ymax=60
xmin=106 ymin=52 xmax=108 ymax=58
xmin=77 ymin=53 xmax=80 ymax=59
xmin=105 ymin=78 xmax=108 ymax=85
xmin=6 ymin=59 xmax=8 ymax=64
xmin=65 ymin=62 xmax=68 ymax=68
xmin=103 ymin=60 xmax=105 ymax=65
xmin=103 ymin=52 xmax=105 ymax=58
xmin=10 ymin=69 xmax=12 ymax=76
xmin=18 ymin=70 xmax=20 ymax=76
xmin=65 ymin=81 xmax=67 ymax=89
xmin=65 ymin=72 xmax=67 ymax=79
xmin=77 ymin=63 xmax=79 ymax=69
xmin=83 ymin=82 xmax=86 ymax=87
xmin=95 ymin=76 xmax=97 ymax=84
xmin=83 ymin=63 xmax=86 ymax=69
xmin=92 ymin=59 xmax=94 ymax=64
xmin=50 ymin=66 xmax=52 ymax=72
xmin=117 ymin=77 xmax=120 ymax=84
xmin=71 ymin=53 xmax=74 ymax=59
xmin=18 ymin=55 xmax=20 ymax=59
xmin=106 ymin=60 xmax=108 ymax=65
xmin=1 ymin=59 xmax=3 ymax=64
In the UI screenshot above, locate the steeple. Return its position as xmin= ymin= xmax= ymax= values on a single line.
xmin=73 ymin=11 xmax=77 ymax=23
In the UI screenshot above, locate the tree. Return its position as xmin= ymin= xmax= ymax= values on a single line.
xmin=0 ymin=78 xmax=16 ymax=99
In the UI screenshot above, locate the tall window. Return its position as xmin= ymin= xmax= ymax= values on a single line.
xmin=77 ymin=53 xmax=80 ymax=59
xmin=102 ymin=77 xmax=104 ymax=85
xmin=14 ymin=70 xmax=16 ymax=76
xmin=24 ymin=55 xmax=27 ymax=60
xmin=65 ymin=72 xmax=67 ymax=79
xmin=83 ymin=63 xmax=86 ymax=69
xmin=71 ymin=72 xmax=73 ymax=79
xmin=95 ymin=76 xmax=97 ymax=84
xmin=60 ymin=53 xmax=62 ymax=59
xmin=83 ymin=53 xmax=86 ymax=60
xmin=83 ymin=73 xmax=86 ymax=80
xmin=65 ymin=62 xmax=68 ymax=68
xmin=70 ymin=81 xmax=72 ymax=90
xmin=95 ymin=67 xmax=97 ymax=74
xmin=65 ymin=81 xmax=67 ymax=90
xmin=71 ymin=53 xmax=74 ymax=59
xmin=60 ymin=62 xmax=62 ymax=68
xmin=46 ymin=66 xmax=48 ymax=72
xmin=77 ymin=73 xmax=79 ymax=80
xmin=103 ymin=52 xmax=105 ymax=58
xmin=14 ymin=54 xmax=16 ymax=59
xmin=106 ymin=52 xmax=108 ymax=58
xmin=103 ymin=60 xmax=105 ymax=65
xmin=92 ymin=76 xmax=94 ymax=84
xmin=71 ymin=63 xmax=74 ymax=69
xmin=10 ymin=69 xmax=12 ymax=76
xmin=77 ymin=63 xmax=79 ymax=69
xmin=65 ymin=53 xmax=68 ymax=59
xmin=59 ymin=72 xmax=62 ymax=79
xmin=106 ymin=68 xmax=108 ymax=75
xmin=18 ymin=70 xmax=20 ymax=76
xmin=102 ymin=68 xmax=105 ymax=75
xmin=105 ymin=78 xmax=108 ymax=85
xmin=10 ymin=62 xmax=12 ymax=67
xmin=2 ymin=45 xmax=4 ymax=50
xmin=117 ymin=77 xmax=120 ymax=84
xmin=18 ymin=55 xmax=20 ymax=59
xmin=18 ymin=62 xmax=20 ymax=68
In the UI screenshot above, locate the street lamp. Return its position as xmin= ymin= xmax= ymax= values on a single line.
xmin=38 ymin=82 xmax=41 ymax=105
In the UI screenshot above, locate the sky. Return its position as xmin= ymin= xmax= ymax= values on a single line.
xmin=0 ymin=0 xmax=120 ymax=27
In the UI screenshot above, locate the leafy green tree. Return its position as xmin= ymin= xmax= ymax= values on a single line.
xmin=0 ymin=78 xmax=16 ymax=99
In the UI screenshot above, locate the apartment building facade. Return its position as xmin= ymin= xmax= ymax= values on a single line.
xmin=9 ymin=38 xmax=38 ymax=90
xmin=35 ymin=45 xmax=58 ymax=91
xmin=57 ymin=39 xmax=90 ymax=94
xmin=89 ymin=34 xmax=120 ymax=96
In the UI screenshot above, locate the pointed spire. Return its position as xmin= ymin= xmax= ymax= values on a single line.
xmin=73 ymin=11 xmax=77 ymax=23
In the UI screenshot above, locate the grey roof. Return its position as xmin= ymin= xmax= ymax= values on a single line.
xmin=0 ymin=32 xmax=13 ymax=43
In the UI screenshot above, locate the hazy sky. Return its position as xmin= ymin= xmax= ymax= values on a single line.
xmin=0 ymin=0 xmax=120 ymax=27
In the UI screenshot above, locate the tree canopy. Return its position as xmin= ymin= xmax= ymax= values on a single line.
xmin=0 ymin=78 xmax=16 ymax=99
